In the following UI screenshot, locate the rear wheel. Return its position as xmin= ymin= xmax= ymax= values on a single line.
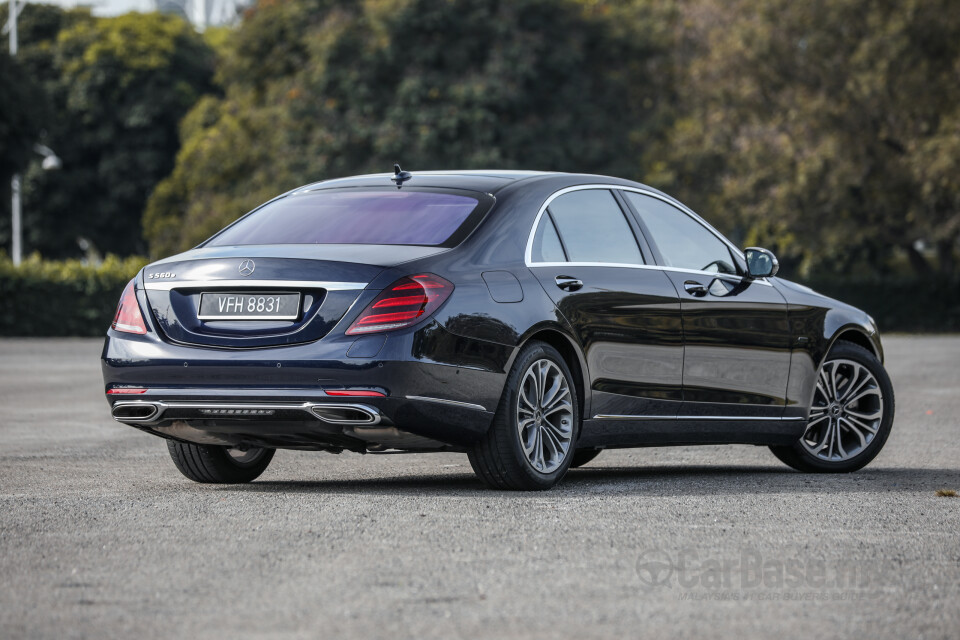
xmin=167 ymin=441 xmax=275 ymax=483
xmin=468 ymin=341 xmax=579 ymax=490
xmin=770 ymin=341 xmax=894 ymax=473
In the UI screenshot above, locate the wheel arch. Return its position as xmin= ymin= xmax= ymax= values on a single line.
xmin=825 ymin=325 xmax=883 ymax=364
xmin=513 ymin=324 xmax=589 ymax=424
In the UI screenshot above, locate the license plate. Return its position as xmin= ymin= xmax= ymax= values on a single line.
xmin=198 ymin=292 xmax=301 ymax=320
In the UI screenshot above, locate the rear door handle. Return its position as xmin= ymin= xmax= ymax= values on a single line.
xmin=683 ymin=280 xmax=708 ymax=297
xmin=555 ymin=276 xmax=583 ymax=292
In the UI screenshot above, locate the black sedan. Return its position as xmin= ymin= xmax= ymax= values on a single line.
xmin=102 ymin=169 xmax=895 ymax=490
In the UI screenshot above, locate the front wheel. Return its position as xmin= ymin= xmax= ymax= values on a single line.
xmin=167 ymin=441 xmax=275 ymax=483
xmin=770 ymin=341 xmax=895 ymax=473
xmin=468 ymin=341 xmax=579 ymax=490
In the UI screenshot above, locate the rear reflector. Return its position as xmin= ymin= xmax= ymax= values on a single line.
xmin=345 ymin=273 xmax=453 ymax=335
xmin=325 ymin=389 xmax=387 ymax=397
xmin=107 ymin=388 xmax=148 ymax=395
xmin=112 ymin=279 xmax=147 ymax=334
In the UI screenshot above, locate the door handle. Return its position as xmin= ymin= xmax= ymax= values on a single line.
xmin=555 ymin=276 xmax=583 ymax=292
xmin=683 ymin=280 xmax=707 ymax=297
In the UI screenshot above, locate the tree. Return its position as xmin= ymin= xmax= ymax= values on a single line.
xmin=0 ymin=53 xmax=44 ymax=186
xmin=3 ymin=6 xmax=215 ymax=259
xmin=144 ymin=0 xmax=676 ymax=257
xmin=0 ymin=2 xmax=80 ymax=254
xmin=648 ymin=0 xmax=960 ymax=277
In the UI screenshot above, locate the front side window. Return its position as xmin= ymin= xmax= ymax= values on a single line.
xmin=533 ymin=190 xmax=644 ymax=265
xmin=624 ymin=193 xmax=737 ymax=274
xmin=207 ymin=189 xmax=481 ymax=247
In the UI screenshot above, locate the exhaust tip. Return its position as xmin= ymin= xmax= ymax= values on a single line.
xmin=112 ymin=402 xmax=159 ymax=422
xmin=310 ymin=404 xmax=380 ymax=425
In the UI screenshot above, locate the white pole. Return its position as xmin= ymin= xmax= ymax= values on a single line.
xmin=11 ymin=174 xmax=21 ymax=266
xmin=8 ymin=0 xmax=16 ymax=56
xmin=9 ymin=0 xmax=21 ymax=266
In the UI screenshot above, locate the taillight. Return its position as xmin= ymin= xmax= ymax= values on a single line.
xmin=111 ymin=279 xmax=147 ymax=335
xmin=345 ymin=273 xmax=453 ymax=335
xmin=325 ymin=389 xmax=387 ymax=397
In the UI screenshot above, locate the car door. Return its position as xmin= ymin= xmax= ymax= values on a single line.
xmin=525 ymin=187 xmax=684 ymax=442
xmin=621 ymin=191 xmax=792 ymax=419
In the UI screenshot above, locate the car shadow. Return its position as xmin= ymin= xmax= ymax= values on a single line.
xmin=214 ymin=464 xmax=960 ymax=498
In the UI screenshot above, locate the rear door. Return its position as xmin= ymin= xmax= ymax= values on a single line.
xmin=622 ymin=191 xmax=791 ymax=419
xmin=526 ymin=188 xmax=684 ymax=436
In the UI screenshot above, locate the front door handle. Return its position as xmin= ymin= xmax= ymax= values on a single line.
xmin=555 ymin=276 xmax=583 ymax=292
xmin=683 ymin=280 xmax=708 ymax=297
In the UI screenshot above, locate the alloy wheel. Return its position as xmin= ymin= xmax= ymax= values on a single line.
xmin=800 ymin=358 xmax=884 ymax=462
xmin=516 ymin=359 xmax=574 ymax=473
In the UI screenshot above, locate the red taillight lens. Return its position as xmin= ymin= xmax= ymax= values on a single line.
xmin=111 ymin=279 xmax=147 ymax=335
xmin=345 ymin=273 xmax=454 ymax=335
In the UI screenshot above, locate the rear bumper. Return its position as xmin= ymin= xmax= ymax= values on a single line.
xmin=101 ymin=323 xmax=508 ymax=449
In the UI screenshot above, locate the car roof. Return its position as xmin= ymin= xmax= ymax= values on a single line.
xmin=295 ymin=170 xmax=561 ymax=195
xmin=288 ymin=169 xmax=685 ymax=214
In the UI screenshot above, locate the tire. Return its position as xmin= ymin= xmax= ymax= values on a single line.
xmin=770 ymin=341 xmax=895 ymax=473
xmin=468 ymin=341 xmax=580 ymax=490
xmin=167 ymin=441 xmax=275 ymax=483
xmin=570 ymin=448 xmax=602 ymax=468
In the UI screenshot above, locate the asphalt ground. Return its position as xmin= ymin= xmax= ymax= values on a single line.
xmin=1 ymin=336 xmax=958 ymax=639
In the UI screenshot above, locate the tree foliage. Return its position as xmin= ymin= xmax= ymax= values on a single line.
xmin=3 ymin=0 xmax=958 ymax=280
xmin=648 ymin=0 xmax=960 ymax=277
xmin=144 ymin=0 xmax=676 ymax=256
xmin=0 ymin=2 xmax=69 ymax=231
xmin=0 ymin=53 xmax=43 ymax=181
xmin=0 ymin=4 xmax=214 ymax=259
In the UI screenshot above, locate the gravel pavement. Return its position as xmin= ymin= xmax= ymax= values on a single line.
xmin=1 ymin=336 xmax=958 ymax=639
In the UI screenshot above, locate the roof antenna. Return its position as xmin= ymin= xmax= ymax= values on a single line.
xmin=391 ymin=163 xmax=412 ymax=188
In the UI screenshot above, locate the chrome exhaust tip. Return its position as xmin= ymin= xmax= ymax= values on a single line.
xmin=309 ymin=403 xmax=380 ymax=425
xmin=112 ymin=402 xmax=160 ymax=422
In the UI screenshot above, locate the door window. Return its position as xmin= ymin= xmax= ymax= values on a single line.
xmin=534 ymin=190 xmax=644 ymax=265
xmin=531 ymin=214 xmax=567 ymax=262
xmin=624 ymin=192 xmax=737 ymax=275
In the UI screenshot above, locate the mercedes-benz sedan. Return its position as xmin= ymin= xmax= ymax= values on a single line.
xmin=103 ymin=169 xmax=895 ymax=490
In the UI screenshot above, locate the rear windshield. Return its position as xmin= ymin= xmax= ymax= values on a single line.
xmin=207 ymin=189 xmax=481 ymax=247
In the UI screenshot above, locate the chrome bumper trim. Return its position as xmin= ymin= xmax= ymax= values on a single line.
xmin=405 ymin=395 xmax=487 ymax=412
xmin=111 ymin=400 xmax=381 ymax=426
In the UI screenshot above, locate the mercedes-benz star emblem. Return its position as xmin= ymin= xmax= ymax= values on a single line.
xmin=238 ymin=259 xmax=255 ymax=276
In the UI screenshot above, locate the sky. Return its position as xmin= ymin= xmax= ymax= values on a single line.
xmin=36 ymin=0 xmax=155 ymax=17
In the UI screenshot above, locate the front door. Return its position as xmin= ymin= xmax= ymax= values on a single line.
xmin=622 ymin=191 xmax=792 ymax=419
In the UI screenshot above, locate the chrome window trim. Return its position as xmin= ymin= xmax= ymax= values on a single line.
xmin=524 ymin=184 xmax=771 ymax=285
xmin=526 ymin=261 xmax=771 ymax=287
xmin=143 ymin=279 xmax=368 ymax=292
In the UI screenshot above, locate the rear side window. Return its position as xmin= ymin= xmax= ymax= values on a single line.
xmin=624 ymin=192 xmax=737 ymax=274
xmin=208 ymin=189 xmax=481 ymax=247
xmin=544 ymin=190 xmax=644 ymax=264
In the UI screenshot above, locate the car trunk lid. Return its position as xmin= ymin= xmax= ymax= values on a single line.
xmin=142 ymin=244 xmax=448 ymax=348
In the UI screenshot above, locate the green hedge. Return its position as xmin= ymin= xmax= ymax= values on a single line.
xmin=0 ymin=255 xmax=957 ymax=335
xmin=0 ymin=254 xmax=147 ymax=336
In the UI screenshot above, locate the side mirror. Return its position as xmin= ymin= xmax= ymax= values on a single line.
xmin=744 ymin=247 xmax=779 ymax=278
